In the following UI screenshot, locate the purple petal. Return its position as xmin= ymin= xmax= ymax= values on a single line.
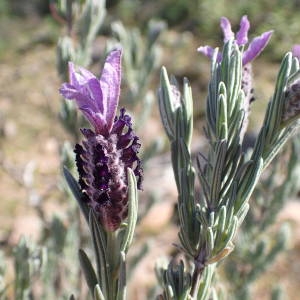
xmin=100 ymin=49 xmax=122 ymax=133
xmin=61 ymin=68 xmax=106 ymax=132
xmin=220 ymin=17 xmax=234 ymax=43
xmin=242 ymin=31 xmax=273 ymax=65
xmin=197 ymin=46 xmax=222 ymax=62
xmin=236 ymin=15 xmax=250 ymax=46
xmin=60 ymin=83 xmax=100 ymax=123
xmin=59 ymin=83 xmax=79 ymax=100
xmin=85 ymin=77 xmax=104 ymax=113
xmin=292 ymin=45 xmax=300 ymax=59
xmin=197 ymin=45 xmax=215 ymax=59
xmin=74 ymin=66 xmax=103 ymax=107
xmin=60 ymin=50 xmax=124 ymax=135
xmin=80 ymin=106 xmax=106 ymax=131
xmin=69 ymin=62 xmax=86 ymax=87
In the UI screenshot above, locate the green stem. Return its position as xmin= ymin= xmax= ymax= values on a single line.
xmin=106 ymin=231 xmax=118 ymax=300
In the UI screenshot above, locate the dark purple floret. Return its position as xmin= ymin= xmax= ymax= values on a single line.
xmin=75 ymin=108 xmax=143 ymax=231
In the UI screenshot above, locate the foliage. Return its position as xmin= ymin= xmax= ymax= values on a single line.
xmin=1 ymin=1 xmax=300 ymax=299
xmin=222 ymin=136 xmax=300 ymax=298
xmin=157 ymin=37 xmax=300 ymax=298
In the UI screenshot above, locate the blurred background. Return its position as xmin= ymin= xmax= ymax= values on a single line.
xmin=0 ymin=0 xmax=300 ymax=299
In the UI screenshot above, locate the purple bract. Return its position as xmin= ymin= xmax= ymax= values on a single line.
xmin=60 ymin=49 xmax=143 ymax=231
xmin=197 ymin=16 xmax=273 ymax=65
xmin=60 ymin=49 xmax=121 ymax=137
xmin=292 ymin=44 xmax=300 ymax=60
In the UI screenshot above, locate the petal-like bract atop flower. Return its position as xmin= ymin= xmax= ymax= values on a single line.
xmin=60 ymin=49 xmax=122 ymax=136
xmin=242 ymin=31 xmax=273 ymax=65
xmin=197 ymin=16 xmax=272 ymax=66
xmin=220 ymin=17 xmax=234 ymax=43
xmin=236 ymin=15 xmax=250 ymax=46
xmin=197 ymin=46 xmax=222 ymax=62
xmin=292 ymin=44 xmax=300 ymax=59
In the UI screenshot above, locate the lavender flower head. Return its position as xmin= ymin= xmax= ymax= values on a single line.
xmin=198 ymin=16 xmax=273 ymax=140
xmin=60 ymin=49 xmax=143 ymax=231
xmin=197 ymin=15 xmax=273 ymax=66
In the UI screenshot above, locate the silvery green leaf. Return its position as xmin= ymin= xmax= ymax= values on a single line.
xmin=78 ymin=249 xmax=98 ymax=295
xmin=61 ymin=141 xmax=76 ymax=171
xmin=120 ymin=168 xmax=138 ymax=253
xmin=94 ymin=284 xmax=105 ymax=300
xmin=160 ymin=260 xmax=192 ymax=300
xmin=158 ymin=67 xmax=178 ymax=141
xmin=263 ymin=123 xmax=299 ymax=169
xmin=51 ymin=215 xmax=67 ymax=254
xmin=235 ymin=158 xmax=264 ymax=212
xmin=57 ymin=36 xmax=75 ymax=80
xmin=182 ymin=77 xmax=193 ymax=149
xmin=206 ymin=227 xmax=214 ymax=254
xmin=288 ymin=62 xmax=300 ymax=84
xmin=217 ymin=206 xmax=226 ymax=233
xmin=63 ymin=166 xmax=89 ymax=224
xmin=264 ymin=53 xmax=292 ymax=141
xmin=210 ymin=140 xmax=227 ymax=207
xmin=147 ymin=19 xmax=167 ymax=46
xmin=217 ymin=93 xmax=228 ymax=140
xmin=197 ymin=265 xmax=215 ymax=300
xmin=78 ymin=0 xmax=106 ymax=50
xmin=89 ymin=211 xmax=109 ymax=299
xmin=116 ymin=251 xmax=126 ymax=300
xmin=215 ymin=216 xmax=238 ymax=255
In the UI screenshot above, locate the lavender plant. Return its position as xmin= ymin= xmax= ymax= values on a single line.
xmin=222 ymin=135 xmax=300 ymax=299
xmin=55 ymin=2 xmax=163 ymax=297
xmin=50 ymin=1 xmax=107 ymax=297
xmin=157 ymin=15 xmax=300 ymax=299
xmin=61 ymin=49 xmax=143 ymax=299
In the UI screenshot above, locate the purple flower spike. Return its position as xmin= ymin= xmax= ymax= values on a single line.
xmin=242 ymin=31 xmax=273 ymax=65
xmin=60 ymin=49 xmax=122 ymax=136
xmin=197 ymin=16 xmax=272 ymax=66
xmin=60 ymin=49 xmax=143 ymax=232
xmin=74 ymin=108 xmax=143 ymax=231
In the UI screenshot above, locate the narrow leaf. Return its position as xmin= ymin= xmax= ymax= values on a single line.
xmin=63 ymin=166 xmax=89 ymax=223
xmin=94 ymin=284 xmax=106 ymax=300
xmin=78 ymin=249 xmax=98 ymax=295
xmin=89 ymin=211 xmax=109 ymax=299
xmin=116 ymin=251 xmax=127 ymax=300
xmin=121 ymin=168 xmax=138 ymax=253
